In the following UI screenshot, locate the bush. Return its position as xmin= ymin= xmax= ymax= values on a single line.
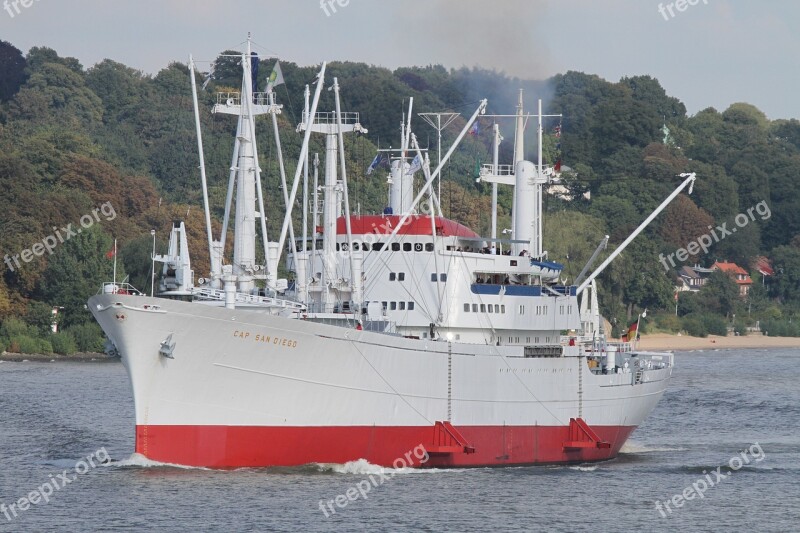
xmin=761 ymin=319 xmax=800 ymax=337
xmin=701 ymin=314 xmax=728 ymax=336
xmin=50 ymin=332 xmax=78 ymax=355
xmin=64 ymin=323 xmax=105 ymax=352
xmin=12 ymin=334 xmax=52 ymax=354
xmin=681 ymin=316 xmax=707 ymax=337
xmin=653 ymin=313 xmax=682 ymax=333
xmin=1 ymin=317 xmax=30 ymax=338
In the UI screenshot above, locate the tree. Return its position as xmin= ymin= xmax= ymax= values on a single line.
xmin=699 ymin=270 xmax=740 ymax=317
xmin=37 ymin=226 xmax=121 ymax=327
xmin=660 ymin=194 xmax=714 ymax=263
xmin=0 ymin=40 xmax=27 ymax=101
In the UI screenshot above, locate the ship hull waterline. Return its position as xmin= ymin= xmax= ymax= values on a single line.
xmin=89 ymin=294 xmax=670 ymax=469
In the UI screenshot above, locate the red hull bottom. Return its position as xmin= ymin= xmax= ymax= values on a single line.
xmin=135 ymin=424 xmax=636 ymax=468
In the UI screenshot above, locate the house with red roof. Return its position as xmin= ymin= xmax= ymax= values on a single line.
xmin=711 ymin=260 xmax=752 ymax=297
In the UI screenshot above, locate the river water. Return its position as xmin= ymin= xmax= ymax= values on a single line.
xmin=1 ymin=348 xmax=798 ymax=532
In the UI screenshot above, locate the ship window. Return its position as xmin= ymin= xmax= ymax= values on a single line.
xmin=472 ymin=304 xmax=478 ymax=312
xmin=353 ymin=242 xmax=360 ymax=251
xmin=526 ymin=337 xmax=531 ymax=343
xmin=403 ymin=243 xmax=412 ymax=252
xmin=480 ymin=304 xmax=486 ymax=312
xmin=501 ymin=305 xmax=506 ymax=313
xmin=336 ymin=243 xmax=340 ymax=251
xmin=464 ymin=303 xmax=470 ymax=312
xmin=389 ymin=272 xmax=396 ymax=281
xmin=425 ymin=243 xmax=434 ymax=252
xmin=382 ymin=301 xmax=387 ymax=310
xmin=511 ymin=260 xmax=518 ymax=266
xmin=431 ymin=273 xmax=437 ymax=282
xmin=392 ymin=243 xmax=401 ymax=251
xmin=488 ymin=305 xmax=493 ymax=314
xmin=495 ymin=304 xmax=500 ymax=313
xmin=398 ymin=273 xmax=405 ymax=281
xmin=535 ymin=337 xmax=540 ymax=343
xmin=390 ymin=302 xmax=397 ymax=310
xmin=373 ymin=242 xmax=383 ymax=251
xmin=399 ymin=302 xmax=406 ymax=310
xmin=408 ymin=302 xmax=415 ymax=310
xmin=440 ymin=273 xmax=447 ymax=282
xmin=519 ymin=305 xmax=525 ymax=315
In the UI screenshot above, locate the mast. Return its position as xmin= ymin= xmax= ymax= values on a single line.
xmin=188 ymin=54 xmax=218 ymax=281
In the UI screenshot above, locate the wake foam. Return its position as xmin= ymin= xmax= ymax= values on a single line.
xmin=314 ymin=458 xmax=460 ymax=475
xmin=109 ymin=453 xmax=210 ymax=470
xmin=620 ymin=441 xmax=687 ymax=454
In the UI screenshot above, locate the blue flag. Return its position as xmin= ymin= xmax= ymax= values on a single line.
xmin=367 ymin=153 xmax=382 ymax=175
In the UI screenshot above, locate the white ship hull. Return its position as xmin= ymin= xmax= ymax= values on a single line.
xmin=90 ymin=293 xmax=671 ymax=467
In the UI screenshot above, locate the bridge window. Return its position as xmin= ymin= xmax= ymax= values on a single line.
xmin=390 ymin=302 xmax=397 ymax=311
xmin=414 ymin=243 xmax=423 ymax=252
xmin=398 ymin=272 xmax=405 ymax=281
xmin=480 ymin=304 xmax=486 ymax=312
xmin=464 ymin=303 xmax=470 ymax=312
xmin=425 ymin=243 xmax=434 ymax=252
xmin=399 ymin=302 xmax=406 ymax=310
xmin=408 ymin=302 xmax=415 ymax=310
xmin=519 ymin=305 xmax=525 ymax=315
xmin=403 ymin=243 xmax=412 ymax=252
xmin=389 ymin=272 xmax=396 ymax=281
xmin=441 ymin=273 xmax=447 ymax=282
xmin=373 ymin=242 xmax=383 ymax=251
xmin=488 ymin=305 xmax=493 ymax=314
xmin=495 ymin=304 xmax=500 ymax=313
xmin=392 ymin=243 xmax=400 ymax=251
xmin=431 ymin=273 xmax=437 ymax=282
xmin=472 ymin=304 xmax=478 ymax=312
xmin=501 ymin=305 xmax=506 ymax=313
xmin=382 ymin=301 xmax=387 ymax=311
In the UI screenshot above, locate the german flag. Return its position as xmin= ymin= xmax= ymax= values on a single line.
xmin=622 ymin=320 xmax=638 ymax=342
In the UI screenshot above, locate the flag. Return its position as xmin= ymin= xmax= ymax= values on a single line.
xmin=554 ymin=124 xmax=561 ymax=138
xmin=554 ymin=159 xmax=562 ymax=172
xmin=105 ymin=248 xmax=116 ymax=259
xmin=621 ymin=320 xmax=638 ymax=342
xmin=367 ymin=153 xmax=382 ymax=175
xmin=408 ymin=154 xmax=423 ymax=174
xmin=469 ymin=122 xmax=479 ymax=135
xmin=266 ymin=60 xmax=285 ymax=93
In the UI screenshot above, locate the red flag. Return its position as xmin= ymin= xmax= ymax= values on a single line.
xmin=554 ymin=159 xmax=562 ymax=172
xmin=106 ymin=248 xmax=116 ymax=259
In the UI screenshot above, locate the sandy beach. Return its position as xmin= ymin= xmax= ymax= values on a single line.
xmin=637 ymin=333 xmax=800 ymax=351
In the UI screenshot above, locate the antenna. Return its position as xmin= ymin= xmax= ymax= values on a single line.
xmin=418 ymin=112 xmax=460 ymax=203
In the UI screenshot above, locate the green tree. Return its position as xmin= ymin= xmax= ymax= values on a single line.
xmin=0 ymin=40 xmax=28 ymax=102
xmin=37 ymin=226 xmax=121 ymax=327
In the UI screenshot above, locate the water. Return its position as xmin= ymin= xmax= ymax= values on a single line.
xmin=1 ymin=349 xmax=798 ymax=532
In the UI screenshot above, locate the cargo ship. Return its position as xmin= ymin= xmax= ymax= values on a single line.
xmin=89 ymin=38 xmax=691 ymax=468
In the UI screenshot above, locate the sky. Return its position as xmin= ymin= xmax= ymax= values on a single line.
xmin=1 ymin=0 xmax=799 ymax=119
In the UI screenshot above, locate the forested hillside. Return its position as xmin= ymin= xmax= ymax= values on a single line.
xmin=2 ymin=39 xmax=800 ymax=353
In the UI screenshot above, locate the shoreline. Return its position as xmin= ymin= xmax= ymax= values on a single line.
xmin=0 ymin=352 xmax=115 ymax=362
xmin=636 ymin=333 xmax=800 ymax=351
